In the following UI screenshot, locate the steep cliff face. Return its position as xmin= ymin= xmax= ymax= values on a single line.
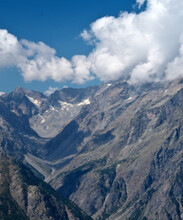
xmin=0 ymin=97 xmax=44 ymax=158
xmin=41 ymin=79 xmax=183 ymax=219
xmin=0 ymin=153 xmax=92 ymax=220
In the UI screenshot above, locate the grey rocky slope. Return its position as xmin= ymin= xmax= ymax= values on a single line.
xmin=36 ymin=79 xmax=183 ymax=220
xmin=1 ymin=79 xmax=183 ymax=219
xmin=0 ymin=85 xmax=97 ymax=173
xmin=0 ymin=86 xmax=97 ymax=138
xmin=0 ymin=87 xmax=93 ymax=219
xmin=0 ymin=153 xmax=92 ymax=220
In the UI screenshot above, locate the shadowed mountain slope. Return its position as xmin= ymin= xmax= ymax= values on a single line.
xmin=0 ymin=153 xmax=92 ymax=220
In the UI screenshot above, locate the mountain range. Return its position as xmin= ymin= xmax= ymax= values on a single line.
xmin=0 ymin=78 xmax=183 ymax=219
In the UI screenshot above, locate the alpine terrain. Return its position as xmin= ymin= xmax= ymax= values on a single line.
xmin=0 ymin=78 xmax=183 ymax=219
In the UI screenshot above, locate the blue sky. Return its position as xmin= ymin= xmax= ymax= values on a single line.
xmin=0 ymin=0 xmax=136 ymax=93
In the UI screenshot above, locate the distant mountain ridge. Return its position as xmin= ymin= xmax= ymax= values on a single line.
xmin=0 ymin=86 xmax=98 ymax=138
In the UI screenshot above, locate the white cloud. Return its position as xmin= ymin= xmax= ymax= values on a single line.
xmin=165 ymin=42 xmax=183 ymax=80
xmin=0 ymin=29 xmax=74 ymax=83
xmin=19 ymin=40 xmax=74 ymax=82
xmin=72 ymin=55 xmax=94 ymax=84
xmin=44 ymin=87 xmax=58 ymax=96
xmin=21 ymin=39 xmax=55 ymax=57
xmin=0 ymin=29 xmax=26 ymax=68
xmin=136 ymin=0 xmax=146 ymax=8
xmin=1 ymin=0 xmax=183 ymax=85
xmin=80 ymin=0 xmax=183 ymax=84
xmin=19 ymin=57 xmax=73 ymax=82
xmin=80 ymin=30 xmax=92 ymax=42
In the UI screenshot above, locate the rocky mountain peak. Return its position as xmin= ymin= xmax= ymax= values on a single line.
xmin=13 ymin=86 xmax=27 ymax=94
xmin=49 ymin=86 xmax=98 ymax=105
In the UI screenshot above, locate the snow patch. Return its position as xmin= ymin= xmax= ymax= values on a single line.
xmin=41 ymin=118 xmax=45 ymax=123
xmin=50 ymin=106 xmax=55 ymax=111
xmin=59 ymin=101 xmax=73 ymax=110
xmin=51 ymin=167 xmax=56 ymax=175
xmin=107 ymin=83 xmax=112 ymax=87
xmin=77 ymin=98 xmax=90 ymax=106
xmin=26 ymin=96 xmax=41 ymax=107
xmin=39 ymin=115 xmax=45 ymax=124
xmin=127 ymin=97 xmax=133 ymax=100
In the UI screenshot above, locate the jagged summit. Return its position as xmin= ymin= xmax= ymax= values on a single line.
xmin=49 ymin=85 xmax=98 ymax=105
xmin=14 ymin=86 xmax=27 ymax=93
xmin=12 ymin=86 xmax=47 ymax=99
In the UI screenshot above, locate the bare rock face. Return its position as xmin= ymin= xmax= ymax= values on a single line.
xmin=39 ymin=79 xmax=183 ymax=219
xmin=0 ymin=98 xmax=44 ymax=159
xmin=0 ymin=153 xmax=92 ymax=220
xmin=1 ymin=86 xmax=98 ymax=138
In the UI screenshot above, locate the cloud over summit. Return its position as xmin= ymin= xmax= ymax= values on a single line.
xmin=82 ymin=0 xmax=183 ymax=84
xmin=1 ymin=0 xmax=183 ymax=85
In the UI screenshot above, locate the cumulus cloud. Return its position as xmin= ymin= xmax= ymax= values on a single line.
xmin=81 ymin=0 xmax=183 ymax=84
xmin=72 ymin=55 xmax=94 ymax=84
xmin=0 ymin=29 xmax=26 ymax=68
xmin=44 ymin=87 xmax=58 ymax=96
xmin=1 ymin=0 xmax=183 ymax=85
xmin=80 ymin=30 xmax=92 ymax=42
xmin=0 ymin=29 xmax=76 ymax=83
